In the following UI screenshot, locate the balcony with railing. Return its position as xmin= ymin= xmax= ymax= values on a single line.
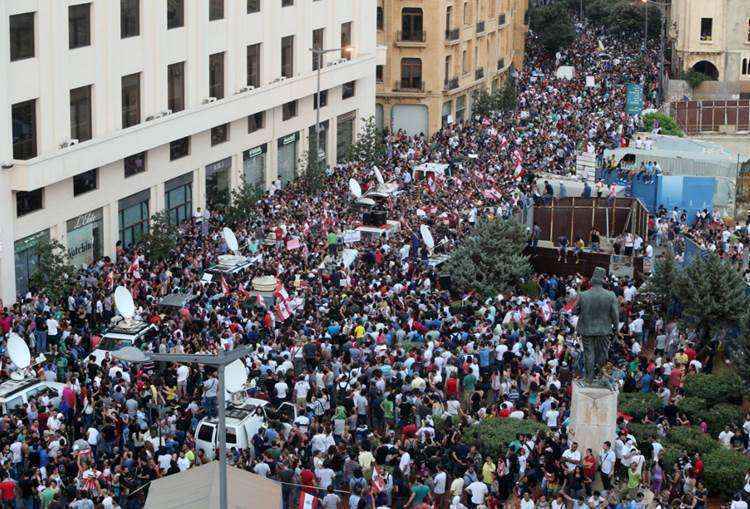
xmin=445 ymin=28 xmax=460 ymax=43
xmin=394 ymin=80 xmax=425 ymax=93
xmin=476 ymin=20 xmax=485 ymax=33
xmin=444 ymin=77 xmax=459 ymax=91
xmin=396 ymin=30 xmax=427 ymax=47
xmin=475 ymin=67 xmax=485 ymax=80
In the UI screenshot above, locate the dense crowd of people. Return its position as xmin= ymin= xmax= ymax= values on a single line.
xmin=1 ymin=17 xmax=747 ymax=509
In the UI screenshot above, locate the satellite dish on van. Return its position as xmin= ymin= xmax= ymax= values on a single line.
xmin=420 ymin=224 xmax=435 ymax=251
xmin=224 ymin=359 xmax=248 ymax=393
xmin=114 ymin=286 xmax=135 ymax=321
xmin=373 ymin=166 xmax=385 ymax=186
xmin=349 ymin=178 xmax=362 ymax=199
xmin=8 ymin=333 xmax=31 ymax=370
xmin=222 ymin=227 xmax=240 ymax=254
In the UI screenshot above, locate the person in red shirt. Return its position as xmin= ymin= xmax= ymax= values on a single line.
xmin=299 ymin=467 xmax=316 ymax=495
xmin=0 ymin=474 xmax=16 ymax=506
xmin=444 ymin=375 xmax=458 ymax=398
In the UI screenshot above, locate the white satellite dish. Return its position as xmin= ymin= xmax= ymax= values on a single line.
xmin=349 ymin=178 xmax=362 ymax=199
xmin=8 ymin=333 xmax=31 ymax=380
xmin=114 ymin=286 xmax=135 ymax=321
xmin=420 ymin=224 xmax=435 ymax=251
xmin=224 ymin=359 xmax=248 ymax=393
xmin=222 ymin=227 xmax=240 ymax=254
xmin=373 ymin=166 xmax=385 ymax=186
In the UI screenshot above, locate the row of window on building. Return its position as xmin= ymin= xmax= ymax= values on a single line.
xmin=11 ymin=56 xmax=356 ymax=162
xmin=9 ymin=0 xmax=326 ymax=63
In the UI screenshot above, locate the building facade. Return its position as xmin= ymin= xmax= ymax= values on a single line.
xmin=0 ymin=0 xmax=377 ymax=301
xmin=670 ymin=0 xmax=750 ymax=86
xmin=375 ymin=0 xmax=528 ymax=136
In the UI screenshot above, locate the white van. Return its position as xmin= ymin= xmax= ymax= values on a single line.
xmin=0 ymin=378 xmax=65 ymax=414
xmin=87 ymin=318 xmax=158 ymax=366
xmin=195 ymin=398 xmax=297 ymax=460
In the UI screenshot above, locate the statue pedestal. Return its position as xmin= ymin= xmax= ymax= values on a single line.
xmin=569 ymin=381 xmax=618 ymax=455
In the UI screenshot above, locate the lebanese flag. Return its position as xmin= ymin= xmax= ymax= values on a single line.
xmin=540 ymin=302 xmax=552 ymax=322
xmin=221 ymin=277 xmax=231 ymax=297
xmin=299 ymin=492 xmax=319 ymax=509
xmin=275 ymin=302 xmax=291 ymax=321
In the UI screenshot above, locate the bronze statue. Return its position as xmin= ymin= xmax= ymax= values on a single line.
xmin=575 ymin=266 xmax=619 ymax=386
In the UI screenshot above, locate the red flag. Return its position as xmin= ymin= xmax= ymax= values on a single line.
xmin=299 ymin=492 xmax=319 ymax=509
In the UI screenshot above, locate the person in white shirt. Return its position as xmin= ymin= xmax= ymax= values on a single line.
xmin=465 ymin=479 xmax=488 ymax=506
xmin=519 ymin=491 xmax=535 ymax=509
xmin=599 ymin=441 xmax=616 ymax=491
xmin=176 ymin=364 xmax=189 ymax=397
xmin=562 ymin=442 xmax=582 ymax=472
xmin=545 ymin=403 xmax=560 ymax=429
xmin=274 ymin=379 xmax=289 ymax=401
xmin=719 ymin=427 xmax=734 ymax=448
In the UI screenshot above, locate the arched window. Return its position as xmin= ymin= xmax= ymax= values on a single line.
xmin=401 ymin=8 xmax=423 ymax=41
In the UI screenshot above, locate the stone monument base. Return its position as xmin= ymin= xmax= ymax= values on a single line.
xmin=569 ymin=381 xmax=618 ymax=455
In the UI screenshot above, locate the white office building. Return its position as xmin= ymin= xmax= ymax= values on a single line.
xmin=0 ymin=0 xmax=377 ymax=301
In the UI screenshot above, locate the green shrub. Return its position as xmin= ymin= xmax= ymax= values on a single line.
xmin=676 ymin=396 xmax=708 ymax=423
xmin=618 ymin=392 xmax=661 ymax=421
xmin=683 ymin=69 xmax=713 ymax=90
xmin=666 ymin=426 xmax=719 ymax=456
xmin=462 ymin=418 xmax=550 ymax=457
xmin=683 ymin=372 xmax=743 ymax=406
xmin=643 ymin=112 xmax=685 ymax=137
xmin=704 ymin=404 xmax=743 ymax=435
xmin=519 ymin=280 xmax=541 ymax=299
xmin=660 ymin=444 xmax=683 ymax=471
xmin=703 ymin=448 xmax=750 ymax=499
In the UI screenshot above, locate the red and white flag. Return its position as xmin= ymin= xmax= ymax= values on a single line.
xmin=221 ymin=276 xmax=231 ymax=297
xmin=299 ymin=492 xmax=319 ymax=509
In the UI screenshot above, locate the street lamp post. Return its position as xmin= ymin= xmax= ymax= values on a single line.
xmin=309 ymin=47 xmax=351 ymax=166
xmin=112 ymin=346 xmax=252 ymax=509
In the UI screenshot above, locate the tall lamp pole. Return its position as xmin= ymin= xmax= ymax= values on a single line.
xmin=309 ymin=47 xmax=351 ymax=165
xmin=112 ymin=346 xmax=252 ymax=509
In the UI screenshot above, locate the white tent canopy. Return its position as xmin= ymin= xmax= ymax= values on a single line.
xmin=144 ymin=462 xmax=281 ymax=509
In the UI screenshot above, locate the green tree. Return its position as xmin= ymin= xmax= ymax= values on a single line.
xmin=29 ymin=239 xmax=77 ymax=303
xmin=444 ymin=218 xmax=532 ymax=298
xmin=346 ymin=116 xmax=386 ymax=165
xmin=674 ymin=252 xmax=750 ymax=342
xmin=142 ymin=210 xmax=178 ymax=263
xmin=529 ymin=3 xmax=575 ymax=54
xmin=683 ymin=69 xmax=714 ymax=89
xmin=643 ymin=112 xmax=685 ymax=137
xmin=643 ymin=250 xmax=680 ymax=315
xmin=224 ymin=178 xmax=263 ymax=228
xmin=473 ymin=79 xmax=517 ymax=118
xmin=298 ymin=146 xmax=327 ymax=195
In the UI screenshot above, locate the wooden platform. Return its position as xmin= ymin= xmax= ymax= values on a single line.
xmin=524 ymin=246 xmax=612 ymax=278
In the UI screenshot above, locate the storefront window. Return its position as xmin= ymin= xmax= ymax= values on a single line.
xmin=308 ymin=120 xmax=329 ymax=163
xmin=336 ymin=112 xmax=355 ymax=163
xmin=455 ymin=95 xmax=466 ymax=122
xmin=243 ymin=144 xmax=267 ymax=187
xmin=14 ymin=230 xmax=50 ymax=297
xmin=277 ymin=133 xmax=298 ymax=185
xmin=165 ymin=173 xmax=193 ymax=225
xmin=206 ymin=158 xmax=232 ymax=211
xmin=67 ymin=209 xmax=103 ymax=268
xmin=119 ymin=190 xmax=150 ymax=248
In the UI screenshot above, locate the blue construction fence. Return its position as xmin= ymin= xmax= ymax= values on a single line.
xmin=596 ymin=168 xmax=715 ymax=221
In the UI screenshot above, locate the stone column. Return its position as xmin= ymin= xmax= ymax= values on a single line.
xmin=569 ymin=381 xmax=618 ymax=455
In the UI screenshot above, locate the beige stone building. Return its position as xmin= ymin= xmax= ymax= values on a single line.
xmin=670 ymin=0 xmax=750 ymax=89
xmin=376 ymin=0 xmax=529 ymax=136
